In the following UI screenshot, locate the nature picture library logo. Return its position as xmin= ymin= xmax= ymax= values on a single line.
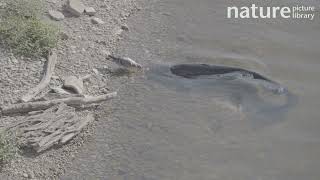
xmin=227 ymin=3 xmax=316 ymax=20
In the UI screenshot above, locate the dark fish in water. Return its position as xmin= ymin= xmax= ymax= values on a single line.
xmin=171 ymin=64 xmax=270 ymax=81
xmin=146 ymin=63 xmax=298 ymax=126
xmin=170 ymin=64 xmax=286 ymax=94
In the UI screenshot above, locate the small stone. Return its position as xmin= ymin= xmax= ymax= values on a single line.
xmin=92 ymin=68 xmax=99 ymax=75
xmin=66 ymin=0 xmax=85 ymax=17
xmin=95 ymin=40 xmax=106 ymax=45
xmin=91 ymin=17 xmax=104 ymax=24
xmin=114 ymin=27 xmax=123 ymax=36
xmin=101 ymin=88 xmax=109 ymax=93
xmin=40 ymin=57 xmax=46 ymax=62
xmin=100 ymin=50 xmax=111 ymax=57
xmin=28 ymin=171 xmax=35 ymax=179
xmin=121 ymin=24 xmax=129 ymax=31
xmin=10 ymin=57 xmax=18 ymax=64
xmin=48 ymin=10 xmax=65 ymax=21
xmin=63 ymin=76 xmax=84 ymax=94
xmin=22 ymin=173 xmax=28 ymax=178
xmin=60 ymin=32 xmax=69 ymax=40
xmin=100 ymin=4 xmax=107 ymax=8
xmin=0 ymin=2 xmax=6 ymax=8
xmin=84 ymin=7 xmax=96 ymax=16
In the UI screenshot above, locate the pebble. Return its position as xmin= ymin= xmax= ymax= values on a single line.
xmin=60 ymin=32 xmax=69 ymax=40
xmin=0 ymin=2 xmax=6 ymax=8
xmin=48 ymin=10 xmax=65 ymax=21
xmin=22 ymin=173 xmax=28 ymax=178
xmin=114 ymin=28 xmax=124 ymax=36
xmin=121 ymin=24 xmax=129 ymax=31
xmin=91 ymin=17 xmax=104 ymax=24
xmin=84 ymin=7 xmax=96 ymax=16
xmin=28 ymin=170 xmax=35 ymax=179
xmin=66 ymin=0 xmax=85 ymax=17
xmin=10 ymin=57 xmax=18 ymax=64
xmin=92 ymin=68 xmax=99 ymax=75
xmin=100 ymin=50 xmax=111 ymax=57
xmin=101 ymin=88 xmax=109 ymax=94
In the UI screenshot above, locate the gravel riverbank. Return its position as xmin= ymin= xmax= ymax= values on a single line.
xmin=0 ymin=0 xmax=141 ymax=179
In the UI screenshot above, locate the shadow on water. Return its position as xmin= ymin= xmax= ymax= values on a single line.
xmin=146 ymin=63 xmax=298 ymax=129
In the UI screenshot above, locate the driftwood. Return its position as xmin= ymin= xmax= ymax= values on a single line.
xmin=6 ymin=103 xmax=95 ymax=153
xmin=21 ymin=51 xmax=58 ymax=102
xmin=1 ymin=92 xmax=117 ymax=115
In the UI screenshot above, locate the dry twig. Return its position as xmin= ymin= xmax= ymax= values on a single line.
xmin=1 ymin=92 xmax=117 ymax=115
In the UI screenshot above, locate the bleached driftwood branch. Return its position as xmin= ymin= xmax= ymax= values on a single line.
xmin=6 ymin=103 xmax=95 ymax=153
xmin=1 ymin=92 xmax=117 ymax=115
xmin=21 ymin=51 xmax=57 ymax=102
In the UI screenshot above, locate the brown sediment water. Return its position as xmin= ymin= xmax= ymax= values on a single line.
xmin=63 ymin=0 xmax=320 ymax=179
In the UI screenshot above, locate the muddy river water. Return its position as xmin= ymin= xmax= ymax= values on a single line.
xmin=63 ymin=0 xmax=320 ymax=179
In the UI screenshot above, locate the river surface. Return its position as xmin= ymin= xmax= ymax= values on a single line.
xmin=63 ymin=0 xmax=320 ymax=179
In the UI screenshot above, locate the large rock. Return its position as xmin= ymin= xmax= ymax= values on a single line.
xmin=48 ymin=10 xmax=65 ymax=21
xmin=66 ymin=0 xmax=85 ymax=17
xmin=63 ymin=76 xmax=84 ymax=94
